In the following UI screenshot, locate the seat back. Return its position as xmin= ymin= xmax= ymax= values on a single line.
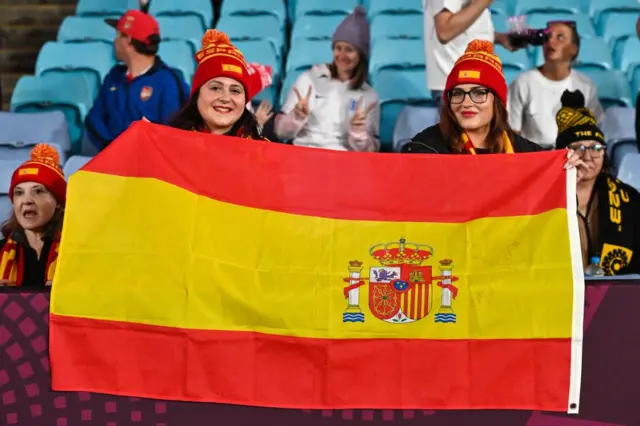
xmin=158 ymin=40 xmax=196 ymax=84
xmin=295 ymin=0 xmax=358 ymax=19
xmin=57 ymin=16 xmax=115 ymax=44
xmin=10 ymin=74 xmax=94 ymax=153
xmin=156 ymin=16 xmax=204 ymax=56
xmin=0 ymin=111 xmax=70 ymax=153
xmin=216 ymin=15 xmax=284 ymax=61
xmin=35 ymin=41 xmax=115 ymax=98
xmin=370 ymin=38 xmax=425 ymax=77
xmin=367 ymin=0 xmax=422 ymax=21
xmin=370 ymin=14 xmax=423 ymax=47
xmin=286 ymin=39 xmax=333 ymax=75
xmin=616 ymin=153 xmax=640 ymax=191
xmin=220 ymin=0 xmax=286 ymax=25
xmin=515 ymin=0 xmax=582 ymax=14
xmin=149 ymin=0 xmax=214 ymax=32
xmin=581 ymin=69 xmax=632 ymax=108
xmin=76 ymin=0 xmax=136 ymax=16
xmin=393 ymin=105 xmax=439 ymax=153
xmin=292 ymin=15 xmax=348 ymax=41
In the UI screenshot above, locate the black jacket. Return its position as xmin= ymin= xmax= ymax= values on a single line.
xmin=401 ymin=125 xmax=544 ymax=154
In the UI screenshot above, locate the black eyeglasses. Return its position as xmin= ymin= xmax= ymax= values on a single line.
xmin=447 ymin=88 xmax=491 ymax=104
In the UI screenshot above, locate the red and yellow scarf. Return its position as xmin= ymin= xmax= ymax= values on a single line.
xmin=0 ymin=235 xmax=60 ymax=286
xmin=461 ymin=131 xmax=515 ymax=154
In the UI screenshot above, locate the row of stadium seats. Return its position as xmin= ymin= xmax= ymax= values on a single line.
xmin=8 ymin=0 xmax=640 ymax=153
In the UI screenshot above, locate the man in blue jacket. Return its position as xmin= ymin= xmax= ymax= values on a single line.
xmin=85 ymin=10 xmax=189 ymax=151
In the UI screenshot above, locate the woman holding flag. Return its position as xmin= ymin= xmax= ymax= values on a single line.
xmin=402 ymin=40 xmax=587 ymax=171
xmin=0 ymin=144 xmax=66 ymax=287
xmin=169 ymin=29 xmax=274 ymax=140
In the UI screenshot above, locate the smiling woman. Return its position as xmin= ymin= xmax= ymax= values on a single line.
xmin=403 ymin=40 xmax=543 ymax=155
xmin=275 ymin=6 xmax=380 ymax=152
xmin=169 ymin=30 xmax=274 ymax=141
xmin=0 ymin=144 xmax=66 ymax=287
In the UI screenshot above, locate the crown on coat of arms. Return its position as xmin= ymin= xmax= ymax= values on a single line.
xmin=369 ymin=238 xmax=433 ymax=266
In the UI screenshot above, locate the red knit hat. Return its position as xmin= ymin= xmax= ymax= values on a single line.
xmin=445 ymin=40 xmax=507 ymax=105
xmin=10 ymin=144 xmax=67 ymax=205
xmin=190 ymin=30 xmax=273 ymax=101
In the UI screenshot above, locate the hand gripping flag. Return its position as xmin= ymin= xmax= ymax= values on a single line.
xmin=49 ymin=121 xmax=584 ymax=413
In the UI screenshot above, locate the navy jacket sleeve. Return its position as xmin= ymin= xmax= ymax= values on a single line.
xmin=85 ymin=69 xmax=119 ymax=149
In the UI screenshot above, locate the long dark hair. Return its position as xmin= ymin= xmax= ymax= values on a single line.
xmin=439 ymin=93 xmax=515 ymax=154
xmin=1 ymin=207 xmax=64 ymax=241
xmin=168 ymin=87 xmax=262 ymax=139
xmin=328 ymin=48 xmax=369 ymax=90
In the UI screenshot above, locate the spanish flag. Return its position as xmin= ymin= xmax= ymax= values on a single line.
xmin=49 ymin=122 xmax=584 ymax=413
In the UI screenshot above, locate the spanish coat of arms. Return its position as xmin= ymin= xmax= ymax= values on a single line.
xmin=342 ymin=238 xmax=460 ymax=324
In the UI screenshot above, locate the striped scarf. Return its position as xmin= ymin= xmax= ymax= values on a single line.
xmin=0 ymin=234 xmax=60 ymax=286
xmin=461 ymin=131 xmax=515 ymax=154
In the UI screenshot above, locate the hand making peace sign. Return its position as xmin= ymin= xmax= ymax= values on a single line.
xmin=350 ymin=97 xmax=378 ymax=133
xmin=293 ymin=85 xmax=313 ymax=120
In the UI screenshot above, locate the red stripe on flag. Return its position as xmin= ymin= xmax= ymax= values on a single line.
xmin=81 ymin=122 xmax=568 ymax=222
xmin=50 ymin=314 xmax=571 ymax=411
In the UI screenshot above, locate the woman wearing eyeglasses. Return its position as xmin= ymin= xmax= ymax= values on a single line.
xmin=402 ymin=40 xmax=544 ymax=154
xmin=556 ymin=90 xmax=640 ymax=275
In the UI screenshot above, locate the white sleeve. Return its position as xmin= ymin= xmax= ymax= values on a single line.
xmin=507 ymin=76 xmax=526 ymax=132
xmin=280 ymin=71 xmax=314 ymax=114
xmin=441 ymin=0 xmax=464 ymax=13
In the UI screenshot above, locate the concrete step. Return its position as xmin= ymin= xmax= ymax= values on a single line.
xmin=0 ymin=24 xmax=59 ymax=49
xmin=0 ymin=4 xmax=76 ymax=26
xmin=0 ymin=47 xmax=40 ymax=73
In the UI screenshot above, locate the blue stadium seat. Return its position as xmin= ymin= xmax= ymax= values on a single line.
xmin=580 ymin=69 xmax=632 ymax=108
xmin=279 ymin=72 xmax=301 ymax=108
xmin=0 ymin=160 xmax=22 ymax=195
xmin=503 ymin=69 xmax=522 ymax=86
xmin=149 ymin=0 xmax=213 ymax=32
xmin=57 ymin=17 xmax=115 ymax=44
xmin=616 ymin=153 xmax=640 ymax=190
xmin=10 ymin=74 xmax=93 ymax=153
xmin=589 ymin=0 xmax=639 ymax=32
xmin=295 ymin=0 xmax=358 ymax=20
xmin=0 ymin=196 xmax=11 ymax=222
xmin=602 ymin=13 xmax=638 ymax=66
xmin=63 ymin=155 xmax=93 ymax=179
xmin=526 ymin=13 xmax=596 ymax=38
xmin=490 ymin=0 xmax=511 ymax=16
xmin=515 ymin=0 xmax=582 ymax=14
xmin=0 ymin=111 xmax=70 ymax=154
xmin=221 ymin=0 xmax=286 ymax=25
xmin=76 ymin=0 xmax=136 ymax=16
xmin=534 ymin=37 xmax=612 ymax=70
xmin=367 ymin=0 xmax=422 ymax=21
xmin=35 ymin=42 xmax=114 ymax=99
xmin=602 ymin=107 xmax=638 ymax=173
xmin=370 ymin=14 xmax=423 ymax=47
xmin=369 ymin=38 xmax=425 ymax=77
xmin=495 ymin=45 xmax=531 ymax=71
xmin=393 ymin=105 xmax=439 ymax=153
xmin=216 ymin=15 xmax=284 ymax=61
xmin=234 ymin=39 xmax=281 ymax=105
xmin=291 ymin=15 xmax=344 ymax=41
xmin=286 ymin=39 xmax=333 ymax=76
xmin=492 ymin=13 xmax=510 ymax=33
xmin=156 ymin=16 xmax=204 ymax=56
xmin=0 ymin=144 xmax=66 ymax=164
xmin=158 ymin=41 xmax=196 ymax=84
xmin=619 ymin=36 xmax=640 ymax=76
xmin=575 ymin=37 xmax=614 ymax=70
xmin=373 ymin=67 xmax=431 ymax=151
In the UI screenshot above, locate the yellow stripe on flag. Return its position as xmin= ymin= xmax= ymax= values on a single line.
xmin=52 ymin=171 xmax=574 ymax=340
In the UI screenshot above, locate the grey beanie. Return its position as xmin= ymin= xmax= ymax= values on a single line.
xmin=331 ymin=6 xmax=370 ymax=59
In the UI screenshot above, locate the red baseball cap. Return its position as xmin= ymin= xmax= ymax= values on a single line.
xmin=105 ymin=10 xmax=160 ymax=44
